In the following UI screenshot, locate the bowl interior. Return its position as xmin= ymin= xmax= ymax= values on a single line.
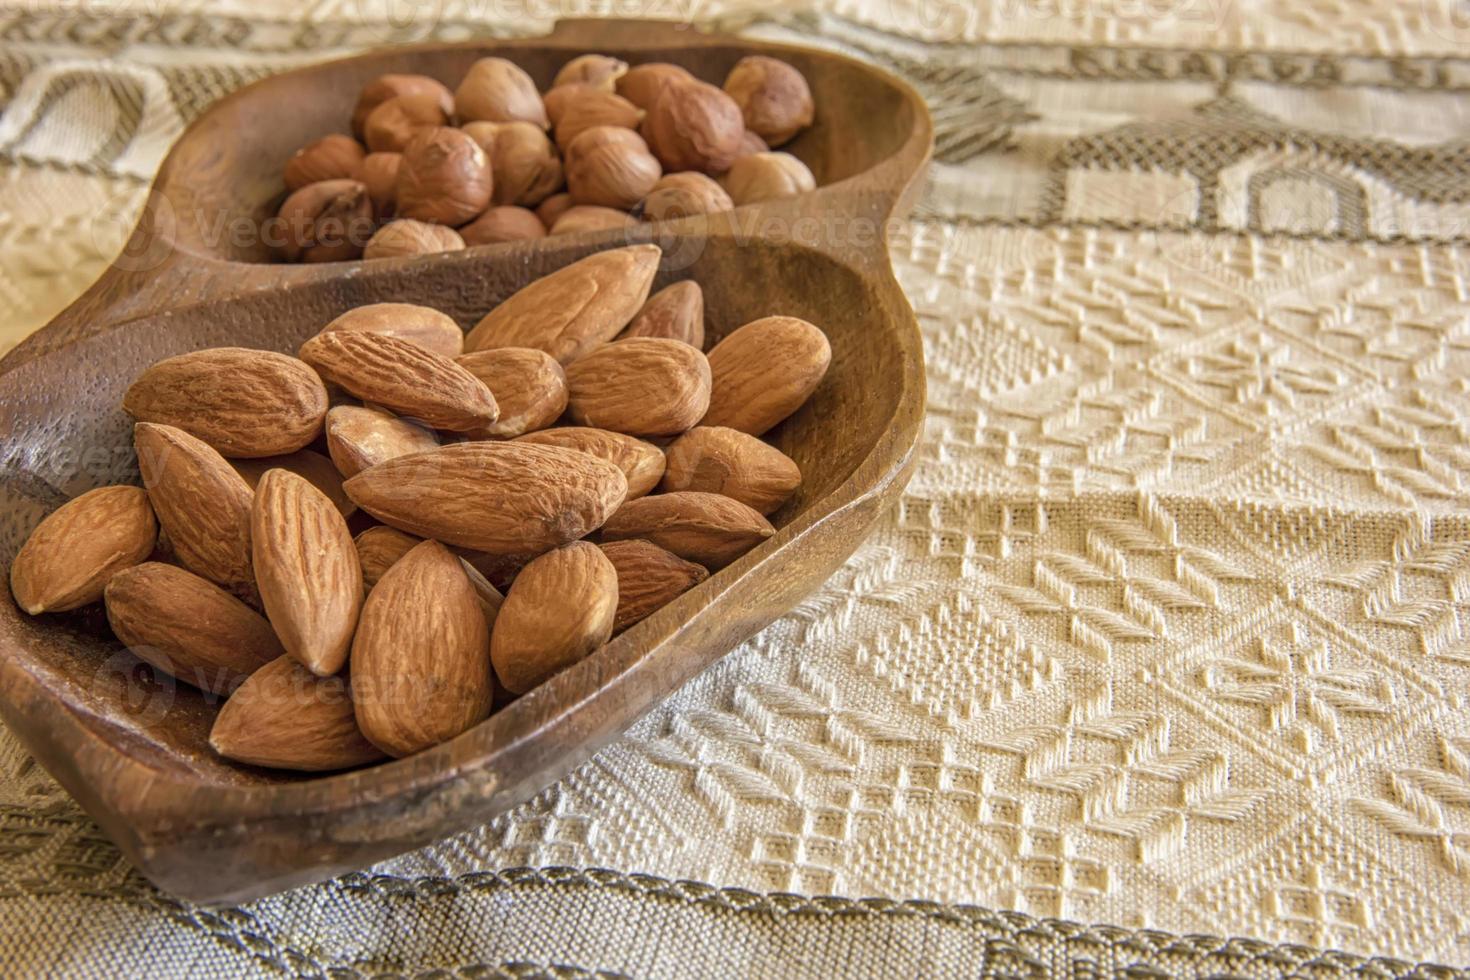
xmin=156 ymin=39 xmax=920 ymax=264
xmin=0 ymin=234 xmax=907 ymax=790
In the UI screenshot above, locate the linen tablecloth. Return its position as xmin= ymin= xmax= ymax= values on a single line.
xmin=4 ymin=0 xmax=1470 ymax=974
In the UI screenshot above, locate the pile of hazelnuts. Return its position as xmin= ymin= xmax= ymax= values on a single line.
xmin=273 ymin=53 xmax=817 ymax=263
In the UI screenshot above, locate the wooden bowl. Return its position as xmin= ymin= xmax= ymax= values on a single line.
xmin=0 ymin=19 xmax=931 ymax=904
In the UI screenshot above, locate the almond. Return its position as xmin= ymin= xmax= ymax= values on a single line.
xmin=702 ymin=316 xmax=830 ymax=435
xmin=231 ymin=449 xmax=355 ymax=518
xmin=352 ymin=526 xmax=502 ymax=626
xmin=618 ymin=280 xmax=703 ymax=348
xmin=351 ymin=540 xmax=494 ymax=757
xmin=355 ymin=526 xmax=421 ymax=589
xmin=104 ymin=562 xmax=282 ymax=694
xmin=319 ymin=303 xmax=465 ymax=357
xmin=661 ymin=426 xmax=801 ymax=515
xmin=601 ymin=491 xmax=774 ymax=568
xmin=10 ymin=485 xmax=157 ymax=614
xmin=298 ymin=331 xmax=499 ymax=433
xmin=123 ymin=348 xmax=328 ymax=458
xmin=251 ymin=469 xmax=363 ymax=677
xmin=460 ymin=550 xmax=531 ymax=593
xmin=461 ymin=559 xmax=506 ymax=631
xmin=210 ymin=656 xmax=385 ymax=772
xmin=342 ymin=442 xmax=627 ymax=554
xmin=564 ymin=338 xmax=710 ymax=436
xmin=514 ymin=426 xmax=665 ymax=499
xmin=464 ymin=245 xmax=661 ymax=363
xmin=456 ymin=347 xmax=568 ymax=438
xmin=325 ymin=405 xmax=440 ymax=478
xmin=599 ymin=539 xmax=707 ymax=632
xmin=134 ymin=422 xmax=254 ymax=594
xmin=490 ymin=541 xmax=616 ymax=694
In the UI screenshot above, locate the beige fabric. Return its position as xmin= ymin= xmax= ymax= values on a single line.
xmin=4 ymin=0 xmax=1470 ymax=974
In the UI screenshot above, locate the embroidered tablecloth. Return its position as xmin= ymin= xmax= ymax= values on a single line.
xmin=3 ymin=1 xmax=1470 ymax=974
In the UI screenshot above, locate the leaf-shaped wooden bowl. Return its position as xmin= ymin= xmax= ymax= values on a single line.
xmin=0 ymin=19 xmax=931 ymax=904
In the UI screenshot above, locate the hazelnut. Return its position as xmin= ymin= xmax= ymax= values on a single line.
xmin=616 ymin=62 xmax=694 ymax=111
xmin=363 ymin=219 xmax=466 ymax=260
xmin=536 ymin=192 xmax=574 ymax=228
xmin=723 ymin=56 xmax=814 ymax=147
xmin=462 ymin=120 xmax=564 ymax=206
xmin=273 ymin=179 xmax=374 ymax=263
xmin=552 ymin=54 xmax=628 ymax=92
xmin=551 ymin=205 xmax=635 ymax=236
xmin=640 ymin=78 xmax=744 ymax=174
xmin=396 ymin=127 xmax=493 ymax=226
xmin=719 ymin=151 xmax=815 ymax=205
xmin=460 ymin=206 xmax=547 ymax=246
xmin=358 ymin=152 xmax=402 ymax=218
xmin=455 ymin=57 xmax=548 ymax=128
xmin=542 ymin=83 xmax=594 ymax=127
xmin=640 ymin=172 xmax=733 ymax=222
xmin=735 ymin=129 xmax=769 ymax=160
xmin=363 ymin=92 xmax=450 ymax=152
xmin=353 ymin=74 xmax=453 ymax=136
xmin=564 ymin=126 xmax=661 ymax=210
xmin=554 ymin=89 xmax=644 ymax=149
xmin=284 ymin=134 xmax=365 ymax=191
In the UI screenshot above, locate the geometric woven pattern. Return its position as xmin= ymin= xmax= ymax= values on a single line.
xmin=5 ymin=0 xmax=1470 ymax=974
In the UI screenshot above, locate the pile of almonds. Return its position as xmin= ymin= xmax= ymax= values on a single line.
xmin=7 ymin=245 xmax=832 ymax=772
xmin=275 ymin=53 xmax=817 ymax=263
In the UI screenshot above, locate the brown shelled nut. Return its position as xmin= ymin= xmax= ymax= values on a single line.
xmin=357 ymin=151 xmax=401 ymax=217
xmin=327 ymin=405 xmax=439 ymax=477
xmin=551 ymin=205 xmax=635 ymax=236
xmin=564 ymin=126 xmax=661 ymax=210
xmin=363 ymin=219 xmax=466 ymax=260
xmin=542 ymin=83 xmax=594 ymax=127
xmin=395 ymin=127 xmax=493 ymax=226
xmin=660 ymin=425 xmax=802 ymax=515
xmin=620 ymin=280 xmax=704 ymax=348
xmin=640 ymin=172 xmax=733 ymax=222
xmin=353 ymin=74 xmax=453 ymax=136
xmin=536 ymin=192 xmax=574 ymax=228
xmin=616 ymin=62 xmax=694 ymax=111
xmin=273 ymin=179 xmax=374 ymax=263
xmin=723 ymin=56 xmax=814 ymax=147
xmin=363 ymin=92 xmax=451 ymax=152
xmin=552 ymin=54 xmax=629 ymax=92
xmin=599 ymin=539 xmax=708 ymax=632
xmin=284 ymin=134 xmax=365 ymax=191
xmin=720 ymin=151 xmax=816 ymax=205
xmin=456 ymin=346 xmax=568 ymax=438
xmin=734 ymin=129 xmax=769 ymax=160
xmin=514 ymin=427 xmax=665 ymax=499
xmin=640 ymin=78 xmax=745 ymax=174
xmin=554 ymin=89 xmax=644 ymax=149
xmin=460 ymin=206 xmax=547 ymax=246
xmin=490 ymin=541 xmax=617 ymax=695
xmin=455 ymin=57 xmax=549 ymax=128
xmin=9 ymin=486 xmax=156 ymax=615
xmin=320 ymin=302 xmax=465 ymax=358
xmin=461 ymin=121 xmax=563 ymax=206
